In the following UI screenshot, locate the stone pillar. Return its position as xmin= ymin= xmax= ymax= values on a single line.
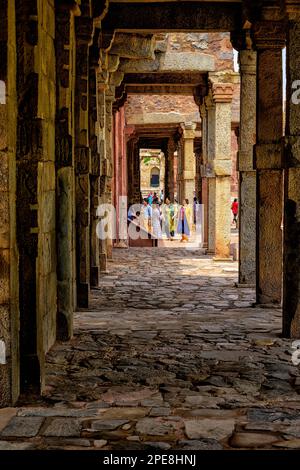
xmin=127 ymin=136 xmax=140 ymax=204
xmin=283 ymin=6 xmax=300 ymax=337
xmin=74 ymin=16 xmax=93 ymax=306
xmin=205 ymin=96 xmax=216 ymax=254
xmin=199 ymin=103 xmax=208 ymax=248
xmin=55 ymin=2 xmax=77 ymax=340
xmin=238 ymin=47 xmax=257 ymax=286
xmin=206 ymin=82 xmax=233 ymax=259
xmin=167 ymin=137 xmax=176 ymax=201
xmin=252 ymin=19 xmax=285 ymax=305
xmin=0 ymin=0 xmax=15 ymax=406
xmin=176 ymin=138 xmax=183 ymax=203
xmin=105 ymin=87 xmax=115 ymax=260
xmin=97 ymin=76 xmax=108 ymax=273
xmin=89 ymin=62 xmax=101 ymax=287
xmin=180 ymin=123 xmax=196 ymax=204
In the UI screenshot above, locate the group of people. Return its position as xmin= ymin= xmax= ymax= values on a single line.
xmin=128 ymin=193 xmax=199 ymax=242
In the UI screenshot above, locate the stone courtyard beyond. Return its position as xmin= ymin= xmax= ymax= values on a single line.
xmin=1 ymin=247 xmax=300 ymax=450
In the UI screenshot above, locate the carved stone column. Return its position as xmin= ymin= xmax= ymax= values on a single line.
xmin=199 ymin=103 xmax=208 ymax=248
xmin=75 ymin=14 xmax=93 ymax=307
xmin=180 ymin=122 xmax=196 ymax=203
xmin=231 ymin=31 xmax=257 ymax=286
xmin=97 ymin=75 xmax=108 ymax=273
xmin=167 ymin=137 xmax=176 ymax=201
xmin=89 ymin=54 xmax=101 ymax=287
xmin=0 ymin=0 xmax=16 ymax=406
xmin=252 ymin=18 xmax=286 ymax=305
xmin=211 ymin=82 xmax=233 ymax=260
xmin=205 ymin=95 xmax=216 ymax=254
xmin=55 ymin=1 xmax=78 ymax=340
xmin=105 ymin=87 xmax=115 ymax=260
xmin=238 ymin=49 xmax=257 ymax=285
xmin=283 ymin=4 xmax=300 ymax=337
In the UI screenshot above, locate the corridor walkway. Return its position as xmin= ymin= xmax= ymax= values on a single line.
xmin=1 ymin=248 xmax=300 ymax=450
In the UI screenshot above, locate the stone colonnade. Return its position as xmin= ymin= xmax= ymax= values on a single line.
xmin=1 ymin=0 xmax=300 ymax=409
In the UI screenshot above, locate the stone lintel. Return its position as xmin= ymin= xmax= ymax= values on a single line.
xmin=101 ymin=2 xmax=241 ymax=32
xmin=213 ymin=159 xmax=232 ymax=176
xmin=118 ymin=52 xmax=215 ymax=73
xmin=123 ymin=73 xmax=206 ymax=86
xmin=254 ymin=142 xmax=283 ymax=170
xmin=125 ymin=85 xmax=195 ymax=95
xmin=212 ymin=83 xmax=233 ymax=103
xmin=126 ymin=112 xmax=200 ymax=126
xmin=285 ymin=136 xmax=300 ymax=168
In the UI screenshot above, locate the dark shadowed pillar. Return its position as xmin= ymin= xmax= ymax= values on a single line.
xmin=252 ymin=19 xmax=285 ymax=305
xmin=283 ymin=5 xmax=300 ymax=338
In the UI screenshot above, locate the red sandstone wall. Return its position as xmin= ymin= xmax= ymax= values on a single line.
xmin=166 ymin=32 xmax=234 ymax=71
xmin=125 ymin=94 xmax=200 ymax=120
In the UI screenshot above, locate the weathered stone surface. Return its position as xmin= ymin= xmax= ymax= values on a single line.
xmin=136 ymin=418 xmax=175 ymax=436
xmin=184 ymin=419 xmax=235 ymax=441
xmin=179 ymin=439 xmax=223 ymax=450
xmin=0 ymin=408 xmax=17 ymax=432
xmin=1 ymin=417 xmax=44 ymax=437
xmin=230 ymin=432 xmax=279 ymax=448
xmin=94 ymin=439 xmax=108 ymax=448
xmin=42 ymin=418 xmax=81 ymax=437
xmin=0 ymin=441 xmax=34 ymax=450
xmin=91 ymin=420 xmax=129 ymax=431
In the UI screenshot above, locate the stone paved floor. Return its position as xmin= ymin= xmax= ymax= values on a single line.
xmin=1 ymin=247 xmax=300 ymax=450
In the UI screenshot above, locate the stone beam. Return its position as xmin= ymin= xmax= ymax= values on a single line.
xmin=123 ymin=73 xmax=207 ymax=86
xmin=102 ymin=2 xmax=242 ymax=32
xmin=118 ymin=52 xmax=215 ymax=73
xmin=126 ymin=111 xmax=200 ymax=126
xmin=125 ymin=85 xmax=196 ymax=95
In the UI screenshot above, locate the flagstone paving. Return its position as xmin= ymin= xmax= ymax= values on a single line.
xmin=1 ymin=247 xmax=300 ymax=450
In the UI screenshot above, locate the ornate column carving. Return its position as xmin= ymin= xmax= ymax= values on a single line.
xmin=252 ymin=16 xmax=286 ymax=305
xmin=74 ymin=9 xmax=93 ymax=307
xmin=89 ymin=40 xmax=101 ymax=287
xmin=55 ymin=0 xmax=78 ymax=340
xmin=282 ymin=3 xmax=300 ymax=337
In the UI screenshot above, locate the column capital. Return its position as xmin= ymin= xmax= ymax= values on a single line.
xmin=211 ymin=83 xmax=233 ymax=103
xmin=230 ymin=29 xmax=253 ymax=51
xmin=285 ymin=1 xmax=300 ymax=21
xmin=239 ymin=49 xmax=257 ymax=75
xmin=180 ymin=122 xmax=196 ymax=139
xmin=251 ymin=20 xmax=286 ymax=49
